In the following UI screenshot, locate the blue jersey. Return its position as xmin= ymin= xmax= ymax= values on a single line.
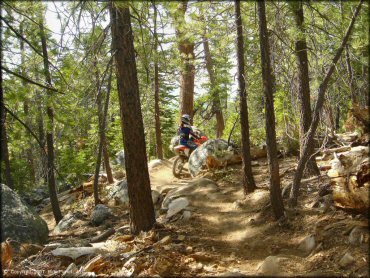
xmin=178 ymin=125 xmax=197 ymax=144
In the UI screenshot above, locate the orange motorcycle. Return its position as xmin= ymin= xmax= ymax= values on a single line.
xmin=172 ymin=135 xmax=208 ymax=178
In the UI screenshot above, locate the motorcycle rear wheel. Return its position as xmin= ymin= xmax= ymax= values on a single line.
xmin=173 ymin=156 xmax=186 ymax=178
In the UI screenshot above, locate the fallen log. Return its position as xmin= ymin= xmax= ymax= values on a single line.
xmin=89 ymin=228 xmax=116 ymax=243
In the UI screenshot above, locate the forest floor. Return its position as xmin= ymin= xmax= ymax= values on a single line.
xmin=5 ymin=155 xmax=369 ymax=277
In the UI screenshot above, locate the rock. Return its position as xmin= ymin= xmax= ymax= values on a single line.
xmin=155 ymin=235 xmax=172 ymax=246
xmin=1 ymin=184 xmax=49 ymax=244
xmin=54 ymin=211 xmax=84 ymax=234
xmin=257 ymin=256 xmax=282 ymax=275
xmin=91 ymin=204 xmax=111 ymax=226
xmin=151 ymin=190 xmax=161 ymax=204
xmin=186 ymin=246 xmax=193 ymax=253
xmin=113 ymin=150 xmax=125 ymax=167
xmin=21 ymin=187 xmax=48 ymax=206
xmin=108 ymin=180 xmax=129 ymax=206
xmin=166 ymin=197 xmax=189 ymax=219
xmin=349 ymin=226 xmax=367 ymax=245
xmin=182 ymin=210 xmax=191 ymax=221
xmin=162 ymin=178 xmax=217 ymax=209
xmin=188 ymin=139 xmax=231 ymax=177
xmin=148 ymin=159 xmax=163 ymax=169
xmin=298 ymin=235 xmax=316 ymax=255
xmin=339 ymin=252 xmax=355 ymax=268
xmin=52 ymin=247 xmax=102 ymax=260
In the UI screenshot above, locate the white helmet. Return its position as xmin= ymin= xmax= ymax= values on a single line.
xmin=181 ymin=114 xmax=191 ymax=125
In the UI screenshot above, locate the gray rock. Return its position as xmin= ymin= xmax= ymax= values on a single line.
xmin=298 ymin=234 xmax=316 ymax=254
xmin=148 ymin=159 xmax=163 ymax=169
xmin=166 ymin=197 xmax=189 ymax=219
xmin=182 ymin=210 xmax=191 ymax=221
xmin=339 ymin=252 xmax=355 ymax=268
xmin=188 ymin=139 xmax=230 ymax=177
xmin=21 ymin=187 xmax=48 ymax=206
xmin=349 ymin=226 xmax=367 ymax=245
xmin=113 ymin=150 xmax=125 ymax=167
xmin=54 ymin=211 xmax=84 ymax=234
xmin=1 ymin=184 xmax=49 ymax=244
xmin=162 ymin=178 xmax=218 ymax=209
xmin=108 ymin=180 xmax=129 ymax=205
xmin=151 ymin=190 xmax=161 ymax=204
xmin=91 ymin=204 xmax=111 ymax=226
xmin=257 ymin=256 xmax=282 ymax=275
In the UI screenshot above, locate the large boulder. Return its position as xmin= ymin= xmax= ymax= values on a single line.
xmin=21 ymin=187 xmax=48 ymax=207
xmin=91 ymin=204 xmax=112 ymax=226
xmin=54 ymin=211 xmax=84 ymax=234
xmin=1 ymin=184 xmax=49 ymax=244
xmin=108 ymin=180 xmax=129 ymax=206
xmin=108 ymin=180 xmax=162 ymax=206
xmin=113 ymin=150 xmax=125 ymax=167
xmin=188 ymin=139 xmax=230 ymax=177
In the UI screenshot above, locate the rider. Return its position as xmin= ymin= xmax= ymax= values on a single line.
xmin=178 ymin=114 xmax=200 ymax=151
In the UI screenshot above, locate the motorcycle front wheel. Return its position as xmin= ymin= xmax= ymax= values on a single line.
xmin=173 ymin=156 xmax=186 ymax=178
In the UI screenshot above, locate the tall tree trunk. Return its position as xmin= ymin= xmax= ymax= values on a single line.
xmin=258 ymin=0 xmax=285 ymax=219
xmin=345 ymin=45 xmax=357 ymax=104
xmin=201 ymin=14 xmax=225 ymax=138
xmin=335 ymin=88 xmax=341 ymax=130
xmin=174 ymin=1 xmax=195 ymax=120
xmin=0 ymin=101 xmax=14 ymax=189
xmin=289 ymin=0 xmax=363 ymax=207
xmin=292 ymin=1 xmax=320 ymax=177
xmin=0 ymin=10 xmax=14 ymax=189
xmin=20 ymin=20 xmax=36 ymax=183
xmin=153 ymin=2 xmax=163 ymax=159
xmin=36 ymin=90 xmax=47 ymax=184
xmin=102 ymin=139 xmax=113 ymax=184
xmin=39 ymin=15 xmax=63 ymax=223
xmin=235 ymin=1 xmax=256 ymax=194
xmin=110 ymin=3 xmax=155 ymax=234
xmin=93 ymin=63 xmax=114 ymax=205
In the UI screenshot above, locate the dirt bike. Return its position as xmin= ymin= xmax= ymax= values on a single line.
xmin=172 ymin=135 xmax=208 ymax=178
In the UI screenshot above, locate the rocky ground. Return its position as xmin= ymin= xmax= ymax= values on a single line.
xmin=2 ymin=150 xmax=369 ymax=277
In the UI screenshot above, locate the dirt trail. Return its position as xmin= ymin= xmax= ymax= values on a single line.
xmin=148 ymin=157 xmax=369 ymax=276
xmin=7 ymin=157 xmax=368 ymax=277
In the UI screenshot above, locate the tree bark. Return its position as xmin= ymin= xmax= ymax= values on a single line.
xmin=153 ymin=2 xmax=163 ymax=159
xmin=292 ymin=1 xmax=320 ymax=177
xmin=0 ymin=101 xmax=14 ymax=189
xmin=39 ymin=15 xmax=63 ymax=223
xmin=289 ymin=0 xmax=363 ymax=207
xmin=20 ymin=20 xmax=36 ymax=183
xmin=102 ymin=139 xmax=113 ymax=184
xmin=201 ymin=15 xmax=225 ymax=138
xmin=257 ymin=0 xmax=285 ymax=219
xmin=345 ymin=44 xmax=357 ymax=104
xmin=174 ymin=1 xmax=195 ymax=120
xmin=0 ymin=12 xmax=14 ymax=189
xmin=110 ymin=3 xmax=156 ymax=234
xmin=235 ymin=1 xmax=256 ymax=194
xmin=93 ymin=62 xmax=114 ymax=205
